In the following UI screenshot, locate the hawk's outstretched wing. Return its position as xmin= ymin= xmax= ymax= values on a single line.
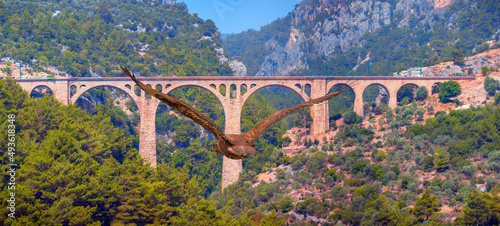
xmin=121 ymin=66 xmax=231 ymax=144
xmin=243 ymin=89 xmax=348 ymax=143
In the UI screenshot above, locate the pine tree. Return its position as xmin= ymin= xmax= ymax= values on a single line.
xmin=452 ymin=48 xmax=465 ymax=65
xmin=462 ymin=190 xmax=491 ymax=226
xmin=412 ymin=189 xmax=440 ymax=222
xmin=434 ymin=147 xmax=449 ymax=172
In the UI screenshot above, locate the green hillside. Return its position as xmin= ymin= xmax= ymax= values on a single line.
xmin=0 ymin=0 xmax=233 ymax=77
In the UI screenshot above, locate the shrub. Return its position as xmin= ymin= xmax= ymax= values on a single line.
xmin=278 ymin=196 xmax=294 ymax=213
xmin=439 ymin=81 xmax=461 ymax=103
xmin=416 ymin=86 xmax=428 ymax=101
xmin=324 ymin=169 xmax=338 ymax=181
xmin=400 ymin=97 xmax=410 ymax=106
xmin=346 ymin=178 xmax=365 ymax=187
xmin=460 ymin=165 xmax=478 ymax=177
xmin=374 ymin=104 xmax=387 ymax=115
xmin=495 ymin=92 xmax=500 ymax=105
xmin=423 ymin=156 xmax=435 ymax=172
xmin=344 ymin=139 xmax=355 ymax=147
xmin=342 ymin=110 xmax=356 ymax=124
xmin=484 ymin=76 xmax=499 ymax=96
xmin=330 ymin=120 xmax=337 ymax=130
xmin=352 ymin=161 xmax=369 ymax=175
xmin=481 ymin=66 xmax=490 ymax=76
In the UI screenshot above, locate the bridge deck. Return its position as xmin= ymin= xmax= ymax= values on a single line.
xmin=14 ymin=75 xmax=475 ymax=82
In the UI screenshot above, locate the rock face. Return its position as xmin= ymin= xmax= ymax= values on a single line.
xmin=395 ymin=63 xmax=464 ymax=77
xmin=229 ymin=60 xmax=247 ymax=77
xmin=257 ymin=28 xmax=307 ymax=76
xmin=396 ymin=48 xmax=500 ymax=76
xmin=253 ymin=0 xmax=455 ymax=76
xmin=375 ymin=86 xmax=389 ymax=106
xmin=465 ymin=49 xmax=500 ymax=74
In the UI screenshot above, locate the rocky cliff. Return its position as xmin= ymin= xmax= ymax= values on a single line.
xmin=224 ymin=0 xmax=500 ymax=76
xmin=258 ymin=0 xmax=455 ymax=76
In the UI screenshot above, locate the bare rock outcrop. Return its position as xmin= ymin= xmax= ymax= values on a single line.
xmin=395 ymin=48 xmax=500 ymax=77
xmin=229 ymin=60 xmax=247 ymax=77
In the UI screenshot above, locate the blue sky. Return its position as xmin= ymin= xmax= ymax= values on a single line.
xmin=180 ymin=0 xmax=300 ymax=34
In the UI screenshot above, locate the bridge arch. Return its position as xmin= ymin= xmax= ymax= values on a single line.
xmin=71 ymin=84 xmax=140 ymax=108
xmin=327 ymin=82 xmax=356 ymax=98
xmin=396 ymin=83 xmax=419 ymax=103
xmin=240 ymin=85 xmax=312 ymax=141
xmin=240 ymin=83 xmax=310 ymax=108
xmin=327 ymin=83 xmax=356 ymax=119
xmin=432 ymin=82 xmax=442 ymax=94
xmin=362 ymin=83 xmax=390 ymax=105
xmin=30 ymin=85 xmax=54 ymax=99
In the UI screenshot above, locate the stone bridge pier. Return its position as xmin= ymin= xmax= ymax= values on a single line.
xmin=221 ymin=98 xmax=243 ymax=190
xmin=135 ymin=94 xmax=160 ymax=169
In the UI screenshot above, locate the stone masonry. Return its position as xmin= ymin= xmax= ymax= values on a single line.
xmin=15 ymin=75 xmax=474 ymax=190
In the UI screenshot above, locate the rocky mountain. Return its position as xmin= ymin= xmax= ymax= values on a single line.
xmin=223 ymin=0 xmax=500 ymax=76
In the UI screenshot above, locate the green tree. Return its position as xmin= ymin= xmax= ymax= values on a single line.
xmin=261 ymin=210 xmax=286 ymax=225
xmin=278 ymin=196 xmax=294 ymax=213
xmin=412 ymin=189 xmax=440 ymax=222
xmin=484 ymin=76 xmax=499 ymax=96
xmin=423 ymin=156 xmax=435 ymax=172
xmin=306 ymin=152 xmax=327 ymax=174
xmin=391 ymin=166 xmax=400 ymax=176
xmin=96 ymin=3 xmax=113 ymax=23
xmin=452 ymin=48 xmax=465 ymax=65
xmin=202 ymin=19 xmax=218 ymax=36
xmin=462 ymin=190 xmax=491 ymax=226
xmin=342 ymin=110 xmax=356 ymax=124
xmin=324 ymin=169 xmax=338 ymax=181
xmin=416 ymin=86 xmax=428 ymax=101
xmin=481 ymin=66 xmax=490 ymax=76
xmin=439 ymin=80 xmax=461 ymax=103
xmin=168 ymin=198 xmax=234 ymax=225
xmin=434 ymin=147 xmax=449 ymax=172
xmin=397 ymin=85 xmax=415 ymax=102
xmin=415 ymin=108 xmax=425 ymax=120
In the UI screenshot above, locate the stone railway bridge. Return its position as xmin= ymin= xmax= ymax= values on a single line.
xmin=15 ymin=75 xmax=474 ymax=189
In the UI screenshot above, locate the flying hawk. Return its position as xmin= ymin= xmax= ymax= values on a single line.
xmin=121 ymin=66 xmax=349 ymax=159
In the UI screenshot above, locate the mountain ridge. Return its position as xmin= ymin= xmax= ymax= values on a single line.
xmin=223 ymin=0 xmax=500 ymax=76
